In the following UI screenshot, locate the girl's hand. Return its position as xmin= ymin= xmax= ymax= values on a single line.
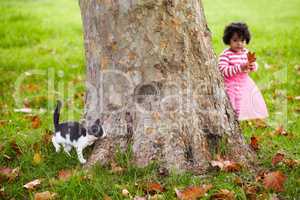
xmin=248 ymin=62 xmax=256 ymax=71
xmin=241 ymin=63 xmax=251 ymax=72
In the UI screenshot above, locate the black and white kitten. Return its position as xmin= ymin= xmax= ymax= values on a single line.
xmin=52 ymin=100 xmax=106 ymax=164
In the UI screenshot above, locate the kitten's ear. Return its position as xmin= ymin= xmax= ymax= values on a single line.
xmin=95 ymin=118 xmax=101 ymax=124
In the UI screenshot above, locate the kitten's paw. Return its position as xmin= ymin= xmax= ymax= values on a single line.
xmin=79 ymin=159 xmax=87 ymax=164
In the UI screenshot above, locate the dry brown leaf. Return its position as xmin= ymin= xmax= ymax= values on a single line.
xmin=111 ymin=160 xmax=124 ymax=173
xmin=263 ymin=171 xmax=286 ymax=192
xmin=250 ymin=136 xmax=259 ymax=151
xmin=0 ymin=167 xmax=20 ymax=182
xmin=211 ymin=160 xmax=242 ymax=172
xmin=283 ymin=158 xmax=299 ymax=168
xmin=143 ymin=182 xmax=165 ymax=194
xmin=23 ymin=179 xmax=42 ymax=190
xmin=175 ymin=184 xmax=213 ymax=200
xmin=34 ymin=191 xmax=57 ymax=200
xmin=10 ymin=140 xmax=22 ymax=156
xmin=42 ymin=129 xmax=53 ymax=145
xmin=31 ymin=115 xmax=41 ymax=129
xmin=103 ymin=194 xmax=112 ymax=200
xmin=33 ymin=152 xmax=43 ymax=165
xmin=274 ymin=125 xmax=288 ymax=136
xmin=272 ymin=153 xmax=285 ymax=166
xmin=57 ymin=169 xmax=73 ymax=181
xmin=0 ymin=187 xmax=6 ymax=199
xmin=247 ymin=52 xmax=256 ymax=63
xmin=250 ymin=119 xmax=268 ymax=129
xmin=133 ymin=196 xmax=146 ymax=200
xmin=122 ymin=189 xmax=130 ymax=197
xmin=210 ymin=189 xmax=235 ymax=200
xmin=243 ymin=184 xmax=259 ymax=200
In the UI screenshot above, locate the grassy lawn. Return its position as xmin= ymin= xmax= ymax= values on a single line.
xmin=0 ymin=0 xmax=299 ymax=199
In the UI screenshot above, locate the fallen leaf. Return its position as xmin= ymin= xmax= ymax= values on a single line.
xmin=103 ymin=194 xmax=112 ymax=200
xmin=143 ymin=182 xmax=165 ymax=194
xmin=133 ymin=196 xmax=146 ymax=200
xmin=250 ymin=136 xmax=259 ymax=151
xmin=111 ymin=160 xmax=124 ymax=173
xmin=33 ymin=152 xmax=43 ymax=165
xmin=42 ymin=129 xmax=53 ymax=145
xmin=263 ymin=171 xmax=286 ymax=192
xmin=283 ymin=158 xmax=299 ymax=168
xmin=0 ymin=167 xmax=20 ymax=182
xmin=273 ymin=126 xmax=288 ymax=136
xmin=122 ymin=189 xmax=130 ymax=197
xmin=211 ymin=160 xmax=242 ymax=172
xmin=34 ymin=191 xmax=57 ymax=200
xmin=10 ymin=140 xmax=22 ymax=156
xmin=250 ymin=119 xmax=268 ymax=128
xmin=31 ymin=115 xmax=41 ymax=129
xmin=175 ymin=184 xmax=213 ymax=200
xmin=23 ymin=179 xmax=42 ymax=190
xmin=243 ymin=184 xmax=259 ymax=200
xmin=57 ymin=169 xmax=73 ymax=181
xmin=272 ymin=153 xmax=285 ymax=166
xmin=0 ymin=187 xmax=6 ymax=199
xmin=210 ymin=189 xmax=235 ymax=200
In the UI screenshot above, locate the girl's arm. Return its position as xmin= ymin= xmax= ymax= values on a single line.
xmin=218 ymin=54 xmax=244 ymax=77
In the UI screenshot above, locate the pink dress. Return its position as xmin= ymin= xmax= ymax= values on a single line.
xmin=218 ymin=48 xmax=268 ymax=120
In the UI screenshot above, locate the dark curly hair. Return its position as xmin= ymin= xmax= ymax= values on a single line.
xmin=222 ymin=22 xmax=251 ymax=45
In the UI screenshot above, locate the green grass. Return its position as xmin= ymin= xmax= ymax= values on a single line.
xmin=0 ymin=0 xmax=299 ymax=199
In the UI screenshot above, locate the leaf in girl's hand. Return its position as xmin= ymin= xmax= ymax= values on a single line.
xmin=247 ymin=52 xmax=256 ymax=63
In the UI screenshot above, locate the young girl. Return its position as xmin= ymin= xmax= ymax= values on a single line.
xmin=218 ymin=22 xmax=268 ymax=120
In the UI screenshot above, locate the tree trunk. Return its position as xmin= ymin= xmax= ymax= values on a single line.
xmin=79 ymin=0 xmax=256 ymax=173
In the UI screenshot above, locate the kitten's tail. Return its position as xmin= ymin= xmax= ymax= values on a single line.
xmin=54 ymin=100 xmax=62 ymax=131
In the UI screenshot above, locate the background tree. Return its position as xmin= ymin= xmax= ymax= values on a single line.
xmin=79 ymin=0 xmax=255 ymax=173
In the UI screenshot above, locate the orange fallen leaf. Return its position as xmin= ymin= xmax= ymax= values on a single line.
xmin=250 ymin=136 xmax=259 ymax=151
xmin=32 ymin=115 xmax=41 ymax=129
xmin=23 ymin=179 xmax=42 ymax=190
xmin=211 ymin=160 xmax=242 ymax=172
xmin=103 ymin=194 xmax=112 ymax=200
xmin=34 ymin=191 xmax=57 ymax=200
xmin=10 ymin=140 xmax=22 ymax=156
xmin=249 ymin=119 xmax=268 ymax=129
xmin=0 ymin=167 xmax=20 ymax=182
xmin=263 ymin=171 xmax=286 ymax=192
xmin=210 ymin=189 xmax=235 ymax=200
xmin=175 ymin=184 xmax=213 ymax=200
xmin=33 ymin=152 xmax=43 ymax=165
xmin=272 ymin=153 xmax=285 ymax=166
xmin=42 ymin=129 xmax=53 ymax=145
xmin=283 ymin=158 xmax=299 ymax=168
xmin=111 ymin=160 xmax=124 ymax=173
xmin=243 ymin=184 xmax=259 ymax=200
xmin=57 ymin=169 xmax=73 ymax=181
xmin=273 ymin=125 xmax=288 ymax=136
xmin=143 ymin=182 xmax=165 ymax=194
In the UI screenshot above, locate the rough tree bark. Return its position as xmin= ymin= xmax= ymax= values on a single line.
xmin=79 ymin=0 xmax=256 ymax=173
